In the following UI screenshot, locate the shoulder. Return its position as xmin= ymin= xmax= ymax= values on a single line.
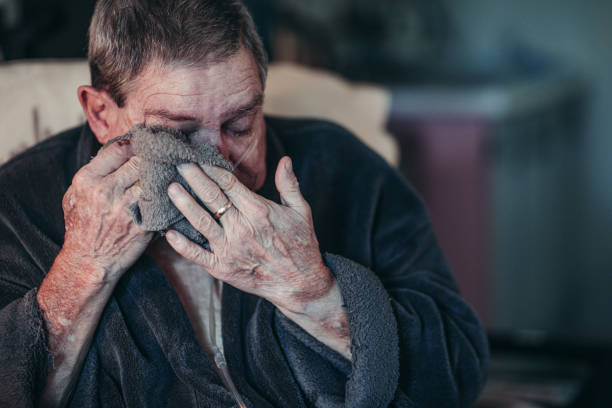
xmin=265 ymin=116 xmax=392 ymax=179
xmin=266 ymin=116 xmax=425 ymax=216
xmin=0 ymin=126 xmax=82 ymax=188
xmin=0 ymin=126 xmax=83 ymax=238
xmin=266 ymin=116 xmax=374 ymax=152
xmin=0 ymin=127 xmax=83 ymax=286
xmin=265 ymin=115 xmax=423 ymax=209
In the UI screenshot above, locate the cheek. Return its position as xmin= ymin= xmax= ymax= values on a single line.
xmin=233 ymin=128 xmax=266 ymax=190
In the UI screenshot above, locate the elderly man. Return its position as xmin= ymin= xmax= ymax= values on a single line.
xmin=0 ymin=1 xmax=488 ymax=407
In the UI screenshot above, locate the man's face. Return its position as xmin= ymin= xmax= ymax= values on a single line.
xmin=112 ymin=47 xmax=267 ymax=191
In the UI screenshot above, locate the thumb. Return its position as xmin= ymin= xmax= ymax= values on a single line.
xmin=275 ymin=156 xmax=309 ymax=217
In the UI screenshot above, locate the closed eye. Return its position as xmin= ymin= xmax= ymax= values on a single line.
xmin=223 ymin=113 xmax=256 ymax=137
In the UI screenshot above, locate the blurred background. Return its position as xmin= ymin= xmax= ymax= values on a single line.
xmin=1 ymin=0 xmax=611 ymax=406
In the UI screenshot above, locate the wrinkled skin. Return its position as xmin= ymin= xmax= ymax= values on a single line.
xmin=167 ymin=160 xmax=334 ymax=314
xmin=37 ymin=47 xmax=349 ymax=406
xmin=61 ymin=142 xmax=153 ymax=283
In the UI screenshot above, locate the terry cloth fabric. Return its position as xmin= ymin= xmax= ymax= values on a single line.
xmin=0 ymin=117 xmax=489 ymax=407
xmin=104 ymin=124 xmax=233 ymax=246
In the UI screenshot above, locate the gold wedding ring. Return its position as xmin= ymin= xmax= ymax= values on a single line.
xmin=213 ymin=201 xmax=233 ymax=220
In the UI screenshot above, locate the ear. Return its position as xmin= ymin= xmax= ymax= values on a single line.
xmin=77 ymin=85 xmax=123 ymax=145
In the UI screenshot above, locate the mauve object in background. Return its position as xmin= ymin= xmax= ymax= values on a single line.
xmin=387 ymin=72 xmax=585 ymax=333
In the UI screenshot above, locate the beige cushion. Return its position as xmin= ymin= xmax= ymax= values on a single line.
xmin=265 ymin=63 xmax=398 ymax=165
xmin=0 ymin=60 xmax=397 ymax=166
xmin=0 ymin=60 xmax=89 ymax=162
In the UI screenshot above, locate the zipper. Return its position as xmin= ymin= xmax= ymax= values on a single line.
xmin=209 ymin=279 xmax=246 ymax=408
xmin=212 ymin=346 xmax=247 ymax=408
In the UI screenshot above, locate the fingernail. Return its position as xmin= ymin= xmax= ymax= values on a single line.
xmin=285 ymin=157 xmax=292 ymax=172
xmin=168 ymin=183 xmax=180 ymax=197
xmin=177 ymin=163 xmax=188 ymax=173
xmin=166 ymin=230 xmax=181 ymax=246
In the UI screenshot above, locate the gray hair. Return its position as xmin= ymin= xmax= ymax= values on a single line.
xmin=88 ymin=0 xmax=268 ymax=107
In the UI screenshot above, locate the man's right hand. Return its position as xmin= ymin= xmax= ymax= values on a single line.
xmin=36 ymin=141 xmax=152 ymax=407
xmin=60 ymin=140 xmax=152 ymax=284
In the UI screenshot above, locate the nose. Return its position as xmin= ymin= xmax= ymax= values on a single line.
xmin=188 ymin=128 xmax=233 ymax=164
xmin=189 ymin=127 xmax=219 ymax=145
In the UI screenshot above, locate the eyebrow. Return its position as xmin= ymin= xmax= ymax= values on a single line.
xmin=222 ymin=93 xmax=264 ymax=121
xmin=143 ymin=93 xmax=264 ymax=123
xmin=143 ymin=109 xmax=199 ymax=122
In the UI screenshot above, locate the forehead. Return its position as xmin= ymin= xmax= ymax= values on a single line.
xmin=124 ymin=48 xmax=262 ymax=121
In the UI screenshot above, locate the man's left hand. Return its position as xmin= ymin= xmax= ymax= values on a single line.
xmin=165 ymin=157 xmax=350 ymax=359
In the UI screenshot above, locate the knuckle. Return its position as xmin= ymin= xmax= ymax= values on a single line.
xmin=252 ymin=201 xmax=271 ymax=221
xmin=108 ymin=141 xmax=129 ymax=157
xmin=128 ymin=185 xmax=143 ymax=201
xmin=287 ymin=178 xmax=302 ymax=194
xmin=288 ymin=173 xmax=300 ymax=187
xmin=218 ymin=171 xmax=236 ymax=191
xmin=202 ymin=186 xmax=223 ymax=203
xmin=302 ymin=201 xmax=312 ymax=216
xmin=185 ymin=243 xmax=203 ymax=262
xmin=104 ymin=143 xmax=132 ymax=165
xmin=125 ymin=156 xmax=140 ymax=172
xmin=258 ymin=223 xmax=274 ymax=239
xmin=92 ymin=185 xmax=111 ymax=203
xmin=62 ymin=190 xmax=74 ymax=211
xmin=194 ymin=252 xmax=209 ymax=267
xmin=239 ymin=225 xmax=256 ymax=241
xmin=72 ymin=169 xmax=89 ymax=186
xmin=250 ymin=199 xmax=269 ymax=215
xmin=195 ymin=212 xmax=213 ymax=232
xmin=259 ymin=204 xmax=271 ymax=219
xmin=184 ymin=244 xmax=196 ymax=259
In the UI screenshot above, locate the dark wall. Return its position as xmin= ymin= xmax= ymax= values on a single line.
xmin=0 ymin=0 xmax=96 ymax=60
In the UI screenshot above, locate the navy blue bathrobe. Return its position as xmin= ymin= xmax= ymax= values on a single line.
xmin=0 ymin=117 xmax=488 ymax=407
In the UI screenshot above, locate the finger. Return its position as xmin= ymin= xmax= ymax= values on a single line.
xmin=198 ymin=163 xmax=256 ymax=209
xmin=88 ymin=140 xmax=134 ymax=177
xmin=122 ymin=183 xmax=143 ymax=205
xmin=110 ymin=156 xmax=141 ymax=191
xmin=275 ymin=156 xmax=310 ymax=218
xmin=177 ymin=163 xmax=238 ymax=222
xmin=119 ymin=184 xmax=143 ymax=224
xmin=165 ymin=229 xmax=215 ymax=270
xmin=167 ymin=182 xmax=225 ymax=243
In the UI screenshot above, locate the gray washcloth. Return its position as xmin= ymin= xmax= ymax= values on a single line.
xmin=104 ymin=124 xmax=233 ymax=246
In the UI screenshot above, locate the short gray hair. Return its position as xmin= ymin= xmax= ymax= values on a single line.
xmin=88 ymin=0 xmax=268 ymax=107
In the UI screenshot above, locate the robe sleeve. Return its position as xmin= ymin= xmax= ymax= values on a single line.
xmin=0 ymin=151 xmax=66 ymax=407
xmin=257 ymin=166 xmax=489 ymax=407
xmin=0 ymin=218 xmax=54 ymax=407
